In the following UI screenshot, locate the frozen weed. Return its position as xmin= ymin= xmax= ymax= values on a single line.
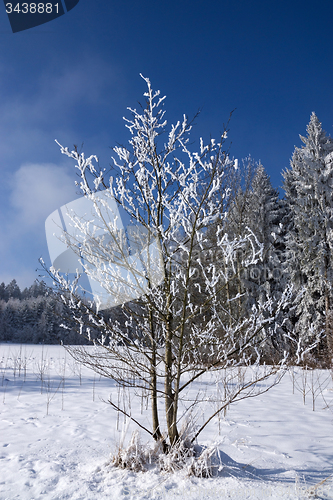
xmin=110 ymin=419 xmax=222 ymax=478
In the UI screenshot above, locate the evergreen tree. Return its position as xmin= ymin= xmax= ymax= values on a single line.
xmin=6 ymin=279 xmax=21 ymax=300
xmin=221 ymin=159 xmax=255 ymax=322
xmin=0 ymin=282 xmax=8 ymax=302
xmin=283 ymin=112 xmax=333 ymax=359
xmin=245 ymin=164 xmax=289 ymax=357
xmin=1 ymin=299 xmax=21 ymax=341
xmin=245 ymin=164 xmax=285 ymax=301
xmin=21 ymin=280 xmax=48 ymax=300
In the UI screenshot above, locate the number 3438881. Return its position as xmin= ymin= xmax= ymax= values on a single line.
xmin=5 ymin=3 xmax=59 ymax=14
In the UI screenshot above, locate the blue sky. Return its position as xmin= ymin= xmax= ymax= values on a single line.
xmin=1 ymin=0 xmax=333 ymax=288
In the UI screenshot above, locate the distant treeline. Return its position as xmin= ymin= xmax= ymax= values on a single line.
xmin=0 ymin=279 xmax=94 ymax=344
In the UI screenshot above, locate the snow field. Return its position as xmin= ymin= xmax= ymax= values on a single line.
xmin=0 ymin=344 xmax=333 ymax=499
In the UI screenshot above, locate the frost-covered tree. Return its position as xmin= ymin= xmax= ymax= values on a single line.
xmin=283 ymin=112 xmax=333 ymax=359
xmin=222 ymin=159 xmax=255 ymax=321
xmin=245 ymin=164 xmax=290 ymax=357
xmin=45 ymin=77 xmax=306 ymax=464
xmin=245 ymin=164 xmax=283 ymax=296
xmin=6 ymin=279 xmax=21 ymax=300
xmin=21 ymin=280 xmax=48 ymax=300
xmin=202 ymin=159 xmax=256 ymax=328
xmin=0 ymin=282 xmax=8 ymax=302
xmin=213 ymin=162 xmax=289 ymax=359
xmin=0 ymin=299 xmax=21 ymax=341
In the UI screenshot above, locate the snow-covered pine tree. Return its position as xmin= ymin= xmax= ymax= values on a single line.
xmin=6 ymin=279 xmax=21 ymax=300
xmin=244 ymin=164 xmax=289 ymax=359
xmin=217 ymin=159 xmax=255 ymax=323
xmin=0 ymin=282 xmax=8 ymax=302
xmin=218 ymin=162 xmax=289 ymax=359
xmin=283 ymin=112 xmax=333 ymax=362
xmin=246 ymin=164 xmax=283 ymax=298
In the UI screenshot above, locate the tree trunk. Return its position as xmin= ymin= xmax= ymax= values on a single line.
xmin=324 ymin=255 xmax=332 ymax=363
xmin=165 ymin=315 xmax=179 ymax=446
xmin=325 ymin=310 xmax=333 ymax=365
xmin=147 ymin=303 xmax=163 ymax=444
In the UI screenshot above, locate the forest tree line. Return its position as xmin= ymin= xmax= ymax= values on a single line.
xmin=0 ymin=279 xmax=126 ymax=345
xmin=0 ymin=280 xmax=88 ymax=344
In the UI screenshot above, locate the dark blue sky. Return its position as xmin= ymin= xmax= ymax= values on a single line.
xmin=1 ymin=0 xmax=333 ymax=287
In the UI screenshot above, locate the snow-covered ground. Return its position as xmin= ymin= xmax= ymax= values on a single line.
xmin=0 ymin=344 xmax=333 ymax=500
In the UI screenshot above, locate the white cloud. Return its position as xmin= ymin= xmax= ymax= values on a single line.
xmin=10 ymin=163 xmax=78 ymax=228
xmin=0 ymin=162 xmax=79 ymax=289
xmin=0 ymin=55 xmax=126 ymax=288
